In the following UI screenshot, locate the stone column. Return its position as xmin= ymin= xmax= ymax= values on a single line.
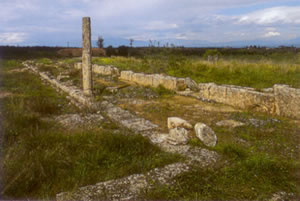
xmin=82 ymin=17 xmax=93 ymax=96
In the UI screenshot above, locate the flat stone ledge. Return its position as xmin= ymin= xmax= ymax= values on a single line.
xmin=56 ymin=162 xmax=190 ymax=201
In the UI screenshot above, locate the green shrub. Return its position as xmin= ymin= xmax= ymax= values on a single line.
xmin=153 ymin=85 xmax=174 ymax=97
xmin=203 ymin=49 xmax=222 ymax=59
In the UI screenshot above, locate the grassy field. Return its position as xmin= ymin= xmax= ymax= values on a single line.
xmin=2 ymin=46 xmax=300 ymax=200
xmin=0 ymin=59 xmax=181 ymax=199
xmin=92 ymin=54 xmax=300 ymax=89
xmin=30 ymin=46 xmax=300 ymax=89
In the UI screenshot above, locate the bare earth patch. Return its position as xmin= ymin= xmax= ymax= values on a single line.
xmin=0 ymin=91 xmax=13 ymax=99
xmin=7 ymin=68 xmax=28 ymax=73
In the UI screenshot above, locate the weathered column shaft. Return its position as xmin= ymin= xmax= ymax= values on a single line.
xmin=82 ymin=17 xmax=93 ymax=96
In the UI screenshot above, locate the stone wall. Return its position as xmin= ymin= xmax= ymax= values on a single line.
xmin=26 ymin=62 xmax=94 ymax=107
xmin=197 ymin=83 xmax=276 ymax=114
xmin=75 ymin=62 xmax=119 ymax=76
xmin=274 ymin=84 xmax=300 ymax=119
xmin=120 ymin=71 xmax=186 ymax=91
xmin=74 ymin=62 xmax=300 ymax=119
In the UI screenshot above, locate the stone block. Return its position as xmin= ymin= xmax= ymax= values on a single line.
xmin=120 ymin=71 xmax=134 ymax=81
xmin=197 ymin=83 xmax=275 ymax=113
xmin=74 ymin=62 xmax=82 ymax=69
xmin=152 ymin=74 xmax=164 ymax=87
xmin=175 ymin=78 xmax=187 ymax=91
xmin=274 ymin=84 xmax=300 ymax=119
xmin=161 ymin=76 xmax=177 ymax=90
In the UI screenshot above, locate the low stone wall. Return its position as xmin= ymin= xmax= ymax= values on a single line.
xmin=197 ymin=83 xmax=276 ymax=114
xmin=75 ymin=62 xmax=120 ymax=76
xmin=57 ymin=163 xmax=190 ymax=201
xmin=25 ymin=62 xmax=94 ymax=107
xmin=74 ymin=62 xmax=82 ymax=70
xmin=74 ymin=62 xmax=300 ymax=119
xmin=120 ymin=71 xmax=186 ymax=91
xmin=274 ymin=84 xmax=300 ymax=119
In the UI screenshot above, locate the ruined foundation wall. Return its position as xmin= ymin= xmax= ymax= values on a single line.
xmin=74 ymin=63 xmax=300 ymax=119
xmin=75 ymin=63 xmax=119 ymax=76
xmin=274 ymin=84 xmax=300 ymax=119
xmin=120 ymin=71 xmax=186 ymax=91
xmin=198 ymin=83 xmax=276 ymax=114
xmin=25 ymin=62 xmax=94 ymax=107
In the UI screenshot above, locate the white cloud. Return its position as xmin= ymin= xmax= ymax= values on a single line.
xmin=0 ymin=32 xmax=27 ymax=44
xmin=238 ymin=6 xmax=300 ymax=25
xmin=145 ymin=21 xmax=178 ymax=30
xmin=0 ymin=0 xmax=298 ymax=45
xmin=264 ymin=31 xmax=281 ymax=37
xmin=63 ymin=9 xmax=86 ymax=18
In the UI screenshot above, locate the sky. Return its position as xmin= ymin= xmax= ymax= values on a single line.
xmin=0 ymin=0 xmax=300 ymax=47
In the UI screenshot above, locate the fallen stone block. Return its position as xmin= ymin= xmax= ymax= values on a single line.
xmin=194 ymin=123 xmax=217 ymax=147
xmin=185 ymin=77 xmax=198 ymax=91
xmin=167 ymin=117 xmax=193 ymax=130
xmin=167 ymin=127 xmax=189 ymax=145
xmin=74 ymin=62 xmax=82 ymax=69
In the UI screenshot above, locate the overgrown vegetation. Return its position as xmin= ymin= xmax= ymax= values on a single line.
xmin=1 ymin=46 xmax=300 ymax=200
xmin=0 ymin=59 xmax=181 ymax=199
xmin=93 ymin=53 xmax=300 ymax=89
xmin=143 ymin=153 xmax=298 ymax=200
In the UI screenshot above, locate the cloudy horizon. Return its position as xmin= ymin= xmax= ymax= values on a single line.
xmin=0 ymin=0 xmax=299 ymax=47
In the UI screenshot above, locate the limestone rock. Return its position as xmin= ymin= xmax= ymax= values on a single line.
xmin=57 ymin=73 xmax=70 ymax=81
xmin=167 ymin=127 xmax=189 ymax=145
xmin=120 ymin=70 xmax=134 ymax=81
xmin=55 ymin=114 xmax=104 ymax=128
xmin=185 ymin=77 xmax=198 ymax=91
xmin=176 ymin=78 xmax=187 ymax=91
xmin=92 ymin=64 xmax=120 ymax=76
xmin=197 ymin=83 xmax=275 ymax=114
xmin=274 ymin=84 xmax=300 ymax=119
xmin=268 ymin=192 xmax=294 ymax=201
xmin=261 ymin=87 xmax=274 ymax=93
xmin=167 ymin=117 xmax=193 ymax=130
xmin=194 ymin=123 xmax=217 ymax=147
xmin=216 ymin=120 xmax=245 ymax=128
xmin=82 ymin=17 xmax=93 ymax=96
xmin=74 ymin=62 xmax=82 ymax=69
xmin=106 ymin=86 xmax=118 ymax=93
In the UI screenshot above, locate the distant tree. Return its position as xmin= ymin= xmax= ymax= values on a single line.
xmin=203 ymin=49 xmax=221 ymax=62
xmin=129 ymin=38 xmax=134 ymax=47
xmin=149 ymin=40 xmax=154 ymax=47
xmin=97 ymin=36 xmax=104 ymax=48
xmin=118 ymin=46 xmax=129 ymax=57
xmin=106 ymin=45 xmax=115 ymax=57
